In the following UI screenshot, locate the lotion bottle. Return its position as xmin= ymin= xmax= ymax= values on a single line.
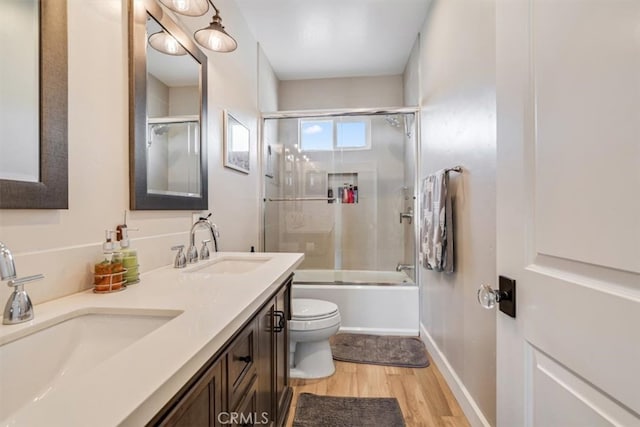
xmin=116 ymin=223 xmax=140 ymax=285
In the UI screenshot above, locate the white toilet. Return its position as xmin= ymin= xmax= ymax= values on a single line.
xmin=289 ymin=298 xmax=341 ymax=379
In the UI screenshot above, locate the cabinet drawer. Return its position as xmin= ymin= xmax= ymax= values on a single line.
xmin=228 ymin=326 xmax=256 ymax=409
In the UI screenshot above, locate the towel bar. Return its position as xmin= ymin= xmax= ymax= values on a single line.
xmin=267 ymin=197 xmax=337 ymax=202
xmin=445 ymin=166 xmax=463 ymax=173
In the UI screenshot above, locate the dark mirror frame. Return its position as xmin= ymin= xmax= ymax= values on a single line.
xmin=0 ymin=0 xmax=68 ymax=209
xmin=129 ymin=0 xmax=208 ymax=210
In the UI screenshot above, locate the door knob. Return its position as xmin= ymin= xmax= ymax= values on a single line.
xmin=477 ymin=284 xmax=510 ymax=309
xmin=477 ymin=276 xmax=516 ymax=317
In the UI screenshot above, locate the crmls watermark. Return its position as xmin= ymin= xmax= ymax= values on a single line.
xmin=218 ymin=412 xmax=270 ymax=425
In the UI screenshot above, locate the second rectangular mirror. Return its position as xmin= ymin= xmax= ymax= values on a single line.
xmin=129 ymin=0 xmax=208 ymax=210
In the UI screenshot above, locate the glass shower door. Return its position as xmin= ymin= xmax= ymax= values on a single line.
xmin=263 ymin=113 xmax=416 ymax=276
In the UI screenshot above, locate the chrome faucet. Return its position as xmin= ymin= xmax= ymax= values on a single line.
xmin=187 ymin=213 xmax=220 ymax=263
xmin=1 ymin=241 xmax=44 ymax=325
xmin=396 ymin=263 xmax=415 ymax=272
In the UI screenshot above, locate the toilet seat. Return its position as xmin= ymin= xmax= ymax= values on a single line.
xmin=290 ymin=299 xmax=341 ymax=331
xmin=291 ymin=299 xmax=338 ymax=321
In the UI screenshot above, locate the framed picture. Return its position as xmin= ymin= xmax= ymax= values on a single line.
xmin=223 ymin=110 xmax=250 ymax=174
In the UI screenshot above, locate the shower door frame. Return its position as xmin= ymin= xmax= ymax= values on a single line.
xmin=258 ymin=107 xmax=421 ymax=280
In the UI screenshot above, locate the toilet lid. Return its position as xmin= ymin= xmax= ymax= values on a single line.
xmin=292 ymin=298 xmax=339 ymax=320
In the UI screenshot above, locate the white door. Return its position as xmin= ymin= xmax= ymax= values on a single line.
xmin=495 ymin=0 xmax=640 ymax=426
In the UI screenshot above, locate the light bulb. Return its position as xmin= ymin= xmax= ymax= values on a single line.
xmin=174 ymin=0 xmax=189 ymax=12
xmin=148 ymin=32 xmax=187 ymax=56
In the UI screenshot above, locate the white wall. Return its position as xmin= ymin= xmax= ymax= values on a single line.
xmin=258 ymin=46 xmax=280 ymax=251
xmin=278 ymin=75 xmax=404 ymax=111
xmin=258 ymin=46 xmax=279 ymax=112
xmin=0 ymin=0 xmax=277 ymax=305
xmin=409 ymin=1 xmax=497 ymax=425
xmin=168 ymin=86 xmax=199 ymax=116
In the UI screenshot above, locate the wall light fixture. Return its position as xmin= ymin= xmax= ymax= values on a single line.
xmin=148 ymin=31 xmax=188 ymax=55
xmin=157 ymin=0 xmax=237 ymax=53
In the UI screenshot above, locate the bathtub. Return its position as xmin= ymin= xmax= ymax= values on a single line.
xmin=292 ymin=269 xmax=419 ymax=336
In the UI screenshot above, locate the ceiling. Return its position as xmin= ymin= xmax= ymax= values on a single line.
xmin=234 ymin=0 xmax=430 ymax=80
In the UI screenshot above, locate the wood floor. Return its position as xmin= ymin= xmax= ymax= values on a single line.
xmin=285 ymin=358 xmax=471 ymax=427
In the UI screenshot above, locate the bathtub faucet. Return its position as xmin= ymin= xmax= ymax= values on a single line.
xmin=396 ymin=263 xmax=415 ymax=272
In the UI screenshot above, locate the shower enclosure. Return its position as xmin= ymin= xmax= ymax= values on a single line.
xmin=262 ymin=109 xmax=419 ymax=335
xmin=147 ymin=116 xmax=201 ymax=197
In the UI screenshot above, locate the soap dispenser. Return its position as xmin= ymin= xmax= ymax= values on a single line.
xmin=116 ymin=214 xmax=140 ymax=285
xmin=94 ymin=230 xmax=124 ymax=293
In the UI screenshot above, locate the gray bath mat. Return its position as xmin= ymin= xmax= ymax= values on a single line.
xmin=330 ymin=333 xmax=430 ymax=368
xmin=293 ymin=393 xmax=405 ymax=427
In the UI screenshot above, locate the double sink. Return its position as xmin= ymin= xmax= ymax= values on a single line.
xmin=0 ymin=254 xmax=272 ymax=421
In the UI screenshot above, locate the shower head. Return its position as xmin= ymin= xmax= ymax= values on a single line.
xmin=151 ymin=124 xmax=170 ymax=135
xmin=384 ymin=115 xmax=401 ymax=128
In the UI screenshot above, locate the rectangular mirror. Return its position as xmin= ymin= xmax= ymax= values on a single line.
xmin=0 ymin=0 xmax=68 ymax=209
xmin=129 ymin=0 xmax=208 ymax=210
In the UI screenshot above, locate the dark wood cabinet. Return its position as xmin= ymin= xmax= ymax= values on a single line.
xmin=274 ymin=284 xmax=292 ymax=426
xmin=157 ymin=357 xmax=225 ymax=427
xmin=149 ymin=275 xmax=293 ymax=427
xmin=256 ymin=297 xmax=276 ymax=425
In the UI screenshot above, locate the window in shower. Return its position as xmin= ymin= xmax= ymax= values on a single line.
xmin=299 ymin=118 xmax=370 ymax=151
xmin=300 ymin=120 xmax=333 ymax=151
xmin=336 ymin=119 xmax=368 ymax=149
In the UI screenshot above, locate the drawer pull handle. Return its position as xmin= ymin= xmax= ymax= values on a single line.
xmin=238 ymin=355 xmax=252 ymax=363
xmin=274 ymin=310 xmax=286 ymax=333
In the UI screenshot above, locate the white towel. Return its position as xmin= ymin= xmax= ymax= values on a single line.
xmin=421 ymin=169 xmax=454 ymax=273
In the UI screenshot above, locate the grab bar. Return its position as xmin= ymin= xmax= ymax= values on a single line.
xmin=267 ymin=197 xmax=337 ymax=202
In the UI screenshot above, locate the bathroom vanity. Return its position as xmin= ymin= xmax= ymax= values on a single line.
xmin=149 ymin=275 xmax=292 ymax=427
xmin=0 ymin=252 xmax=303 ymax=426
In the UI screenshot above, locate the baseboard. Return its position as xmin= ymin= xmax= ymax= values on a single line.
xmin=339 ymin=326 xmax=419 ymax=336
xmin=420 ymin=323 xmax=492 ymax=427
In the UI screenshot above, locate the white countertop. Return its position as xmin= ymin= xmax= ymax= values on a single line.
xmin=0 ymin=252 xmax=303 ymax=427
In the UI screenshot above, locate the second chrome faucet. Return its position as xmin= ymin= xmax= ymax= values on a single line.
xmin=188 ymin=213 xmax=219 ymax=263
xmin=171 ymin=214 xmax=220 ymax=268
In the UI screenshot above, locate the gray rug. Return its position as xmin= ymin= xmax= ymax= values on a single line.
xmin=293 ymin=393 xmax=405 ymax=427
xmin=330 ymin=333 xmax=430 ymax=368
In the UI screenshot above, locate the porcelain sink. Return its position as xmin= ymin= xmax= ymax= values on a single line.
xmin=185 ymin=256 xmax=271 ymax=275
xmin=0 ymin=308 xmax=180 ymax=419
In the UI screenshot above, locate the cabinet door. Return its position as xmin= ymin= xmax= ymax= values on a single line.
xmin=157 ymin=358 xmax=225 ymax=427
xmin=234 ymin=376 xmax=260 ymax=427
xmin=274 ymin=278 xmax=292 ymax=426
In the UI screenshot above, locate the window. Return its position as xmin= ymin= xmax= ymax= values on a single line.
xmin=299 ymin=118 xmax=370 ymax=151
xmin=300 ymin=120 xmax=333 ymax=151
xmin=336 ymin=121 xmax=367 ymax=148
